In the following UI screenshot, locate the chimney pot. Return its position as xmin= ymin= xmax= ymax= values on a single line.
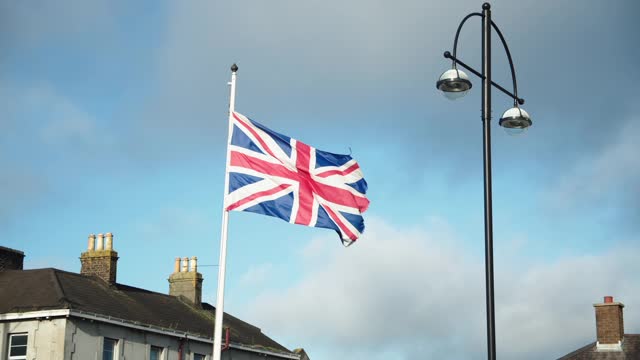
xmin=96 ymin=233 xmax=104 ymax=250
xmin=190 ymin=256 xmax=197 ymax=272
xmin=182 ymin=257 xmax=189 ymax=272
xmin=174 ymin=258 xmax=181 ymax=273
xmin=105 ymin=232 xmax=113 ymax=250
xmin=604 ymin=296 xmax=614 ymax=303
xmin=88 ymin=234 xmax=96 ymax=251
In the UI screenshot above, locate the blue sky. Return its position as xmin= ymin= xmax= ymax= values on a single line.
xmin=2 ymin=1 xmax=640 ymax=359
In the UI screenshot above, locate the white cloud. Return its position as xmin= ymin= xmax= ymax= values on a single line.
xmin=546 ymin=116 xmax=640 ymax=210
xmin=243 ymin=217 xmax=640 ymax=360
xmin=240 ymin=263 xmax=274 ymax=286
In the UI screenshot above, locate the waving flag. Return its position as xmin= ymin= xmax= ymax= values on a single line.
xmin=224 ymin=112 xmax=369 ymax=246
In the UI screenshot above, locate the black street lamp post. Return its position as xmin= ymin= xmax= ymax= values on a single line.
xmin=436 ymin=3 xmax=532 ymax=360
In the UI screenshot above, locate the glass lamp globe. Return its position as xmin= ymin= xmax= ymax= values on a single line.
xmin=499 ymin=106 xmax=532 ymax=136
xmin=436 ymin=68 xmax=472 ymax=100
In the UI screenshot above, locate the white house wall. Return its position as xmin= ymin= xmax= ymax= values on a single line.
xmin=67 ymin=318 xmax=292 ymax=360
xmin=1 ymin=316 xmax=297 ymax=360
xmin=0 ymin=318 xmax=67 ymax=360
xmin=68 ymin=318 xmax=212 ymax=360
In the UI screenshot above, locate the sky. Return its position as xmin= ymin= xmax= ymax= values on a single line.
xmin=2 ymin=0 xmax=640 ymax=359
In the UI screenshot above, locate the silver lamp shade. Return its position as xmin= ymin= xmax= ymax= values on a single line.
xmin=499 ymin=106 xmax=532 ymax=135
xmin=436 ymin=68 xmax=472 ymax=100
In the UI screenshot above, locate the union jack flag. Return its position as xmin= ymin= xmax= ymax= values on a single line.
xmin=224 ymin=112 xmax=370 ymax=246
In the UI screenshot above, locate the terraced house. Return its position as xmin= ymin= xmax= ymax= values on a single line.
xmin=0 ymin=237 xmax=309 ymax=360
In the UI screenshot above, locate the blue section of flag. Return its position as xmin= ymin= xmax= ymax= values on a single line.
xmin=315 ymin=205 xmax=340 ymax=232
xmin=340 ymin=212 xmax=364 ymax=232
xmin=315 ymin=149 xmax=352 ymax=169
xmin=228 ymin=172 xmax=263 ymax=193
xmin=231 ymin=126 xmax=264 ymax=154
xmin=243 ymin=192 xmax=294 ymax=221
xmin=347 ymin=178 xmax=368 ymax=194
xmin=251 ymin=120 xmax=293 ymax=158
xmin=231 ymin=125 xmax=265 ymax=155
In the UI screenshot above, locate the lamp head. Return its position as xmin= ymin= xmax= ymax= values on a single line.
xmin=499 ymin=106 xmax=532 ymax=136
xmin=437 ymin=68 xmax=472 ymax=100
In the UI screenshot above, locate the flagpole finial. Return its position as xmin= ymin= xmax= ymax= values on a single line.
xmin=231 ymin=63 xmax=238 ymax=72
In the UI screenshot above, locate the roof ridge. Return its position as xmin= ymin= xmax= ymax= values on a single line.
xmin=54 ymin=270 xmax=215 ymax=312
xmin=14 ymin=267 xmax=57 ymax=272
xmin=18 ymin=269 xmax=195 ymax=305
xmin=115 ymin=283 xmax=175 ymax=297
xmin=51 ymin=268 xmax=91 ymax=277
xmin=51 ymin=269 xmax=167 ymax=297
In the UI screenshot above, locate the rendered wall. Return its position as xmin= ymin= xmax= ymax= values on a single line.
xmin=0 ymin=318 xmax=66 ymax=360
xmin=1 ymin=317 xmax=295 ymax=360
xmin=69 ymin=318 xmax=194 ymax=360
xmin=67 ymin=318 xmax=290 ymax=360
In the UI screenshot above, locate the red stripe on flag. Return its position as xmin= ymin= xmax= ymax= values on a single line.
xmin=316 ymin=162 xmax=360 ymax=178
xmin=323 ymin=205 xmax=358 ymax=241
xmin=230 ymin=152 xmax=296 ymax=181
xmin=312 ymin=185 xmax=370 ymax=213
xmin=294 ymin=142 xmax=314 ymax=225
xmin=227 ymin=183 xmax=292 ymax=211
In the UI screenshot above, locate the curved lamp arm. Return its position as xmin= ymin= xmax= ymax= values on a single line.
xmin=450 ymin=12 xmax=524 ymax=106
xmin=452 ymin=13 xmax=482 ymax=69
xmin=491 ymin=20 xmax=522 ymax=106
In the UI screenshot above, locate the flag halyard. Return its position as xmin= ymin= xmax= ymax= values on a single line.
xmin=225 ymin=112 xmax=369 ymax=246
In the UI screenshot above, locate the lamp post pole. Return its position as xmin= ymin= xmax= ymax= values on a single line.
xmin=480 ymin=4 xmax=496 ymax=360
xmin=437 ymin=3 xmax=533 ymax=359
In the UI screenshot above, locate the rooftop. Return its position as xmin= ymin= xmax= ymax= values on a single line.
xmin=558 ymin=335 xmax=640 ymax=360
xmin=0 ymin=268 xmax=293 ymax=356
xmin=0 ymin=246 xmax=24 ymax=255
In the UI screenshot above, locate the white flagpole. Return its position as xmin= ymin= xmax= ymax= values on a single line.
xmin=213 ymin=63 xmax=238 ymax=360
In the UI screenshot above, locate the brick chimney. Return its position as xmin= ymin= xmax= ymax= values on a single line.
xmin=0 ymin=246 xmax=25 ymax=271
xmin=168 ymin=256 xmax=203 ymax=306
xmin=594 ymin=296 xmax=624 ymax=351
xmin=80 ymin=233 xmax=119 ymax=283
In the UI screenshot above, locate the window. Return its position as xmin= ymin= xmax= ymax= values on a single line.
xmin=103 ymin=338 xmax=118 ymax=360
xmin=193 ymin=354 xmax=206 ymax=360
xmin=150 ymin=346 xmax=163 ymax=360
xmin=8 ymin=333 xmax=28 ymax=360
